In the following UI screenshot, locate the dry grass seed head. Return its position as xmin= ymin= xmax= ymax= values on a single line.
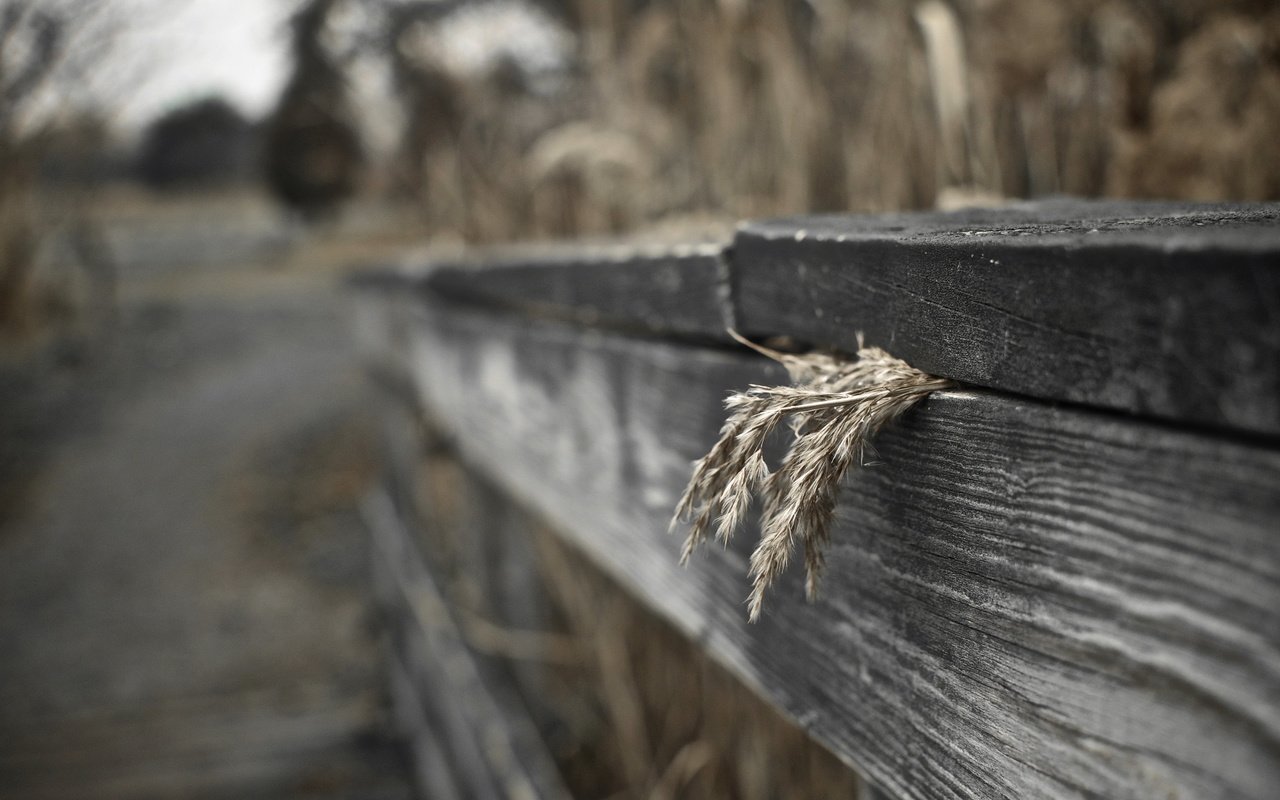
xmin=673 ymin=332 xmax=952 ymax=621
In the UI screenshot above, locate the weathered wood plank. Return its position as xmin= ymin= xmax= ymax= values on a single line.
xmin=386 ymin=652 xmax=466 ymax=800
xmin=732 ymin=199 xmax=1280 ymax=435
xmin=423 ymin=242 xmax=731 ymax=340
xmin=351 ymin=276 xmax=425 ymax=405
xmin=363 ymin=490 xmax=573 ymax=800
xmin=406 ymin=301 xmax=1280 ymax=800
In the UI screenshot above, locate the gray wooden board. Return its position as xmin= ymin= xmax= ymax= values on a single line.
xmin=405 ymin=300 xmax=1280 ymax=800
xmin=367 ymin=492 xmax=511 ymax=799
xmin=732 ymin=199 xmax=1280 ymax=436
xmin=386 ymin=651 xmax=466 ymax=800
xmin=363 ymin=490 xmax=573 ymax=800
xmin=422 ymin=242 xmax=732 ymax=341
xmin=351 ymin=286 xmax=422 ymax=399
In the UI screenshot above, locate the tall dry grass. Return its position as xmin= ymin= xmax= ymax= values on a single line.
xmin=395 ymin=0 xmax=1280 ymax=245
xmin=673 ymin=333 xmax=955 ymax=620
xmin=0 ymin=157 xmax=38 ymax=341
xmin=412 ymin=432 xmax=867 ymax=798
xmin=533 ymin=531 xmax=866 ymax=799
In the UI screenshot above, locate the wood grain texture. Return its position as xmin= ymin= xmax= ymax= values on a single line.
xmin=364 ymin=490 xmax=573 ymax=800
xmin=406 ymin=301 xmax=1280 ymax=800
xmin=732 ymin=199 xmax=1280 ymax=436
xmin=424 ymin=242 xmax=732 ymax=341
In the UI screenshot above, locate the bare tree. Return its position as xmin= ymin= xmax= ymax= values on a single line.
xmin=0 ymin=0 xmax=117 ymax=336
xmin=263 ymin=0 xmax=366 ymax=221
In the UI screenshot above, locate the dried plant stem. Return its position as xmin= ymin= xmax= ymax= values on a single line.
xmin=672 ymin=332 xmax=953 ymax=621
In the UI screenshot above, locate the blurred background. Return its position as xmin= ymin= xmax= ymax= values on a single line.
xmin=1 ymin=0 xmax=1277 ymax=797
xmin=4 ymin=0 xmax=1280 ymax=340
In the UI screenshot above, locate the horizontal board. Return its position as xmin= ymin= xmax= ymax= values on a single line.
xmin=733 ymin=199 xmax=1280 ymax=435
xmin=424 ymin=242 xmax=731 ymax=341
xmin=405 ymin=301 xmax=1280 ymax=800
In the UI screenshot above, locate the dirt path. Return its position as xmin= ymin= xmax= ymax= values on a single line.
xmin=0 ymin=197 xmax=414 ymax=799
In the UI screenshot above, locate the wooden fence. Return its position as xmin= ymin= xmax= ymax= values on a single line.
xmin=352 ymin=199 xmax=1280 ymax=799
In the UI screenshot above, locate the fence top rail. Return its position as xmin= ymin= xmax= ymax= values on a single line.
xmin=354 ymin=198 xmax=1280 ymax=435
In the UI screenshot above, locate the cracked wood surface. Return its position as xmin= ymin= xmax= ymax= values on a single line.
xmin=733 ymin=199 xmax=1280 ymax=436
xmin=405 ymin=301 xmax=1280 ymax=800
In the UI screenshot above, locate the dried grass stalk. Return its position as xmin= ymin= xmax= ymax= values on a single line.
xmin=672 ymin=331 xmax=954 ymax=621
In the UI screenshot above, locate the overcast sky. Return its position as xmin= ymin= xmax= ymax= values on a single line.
xmin=106 ymin=0 xmax=292 ymax=130
xmin=93 ymin=0 xmax=569 ymax=136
